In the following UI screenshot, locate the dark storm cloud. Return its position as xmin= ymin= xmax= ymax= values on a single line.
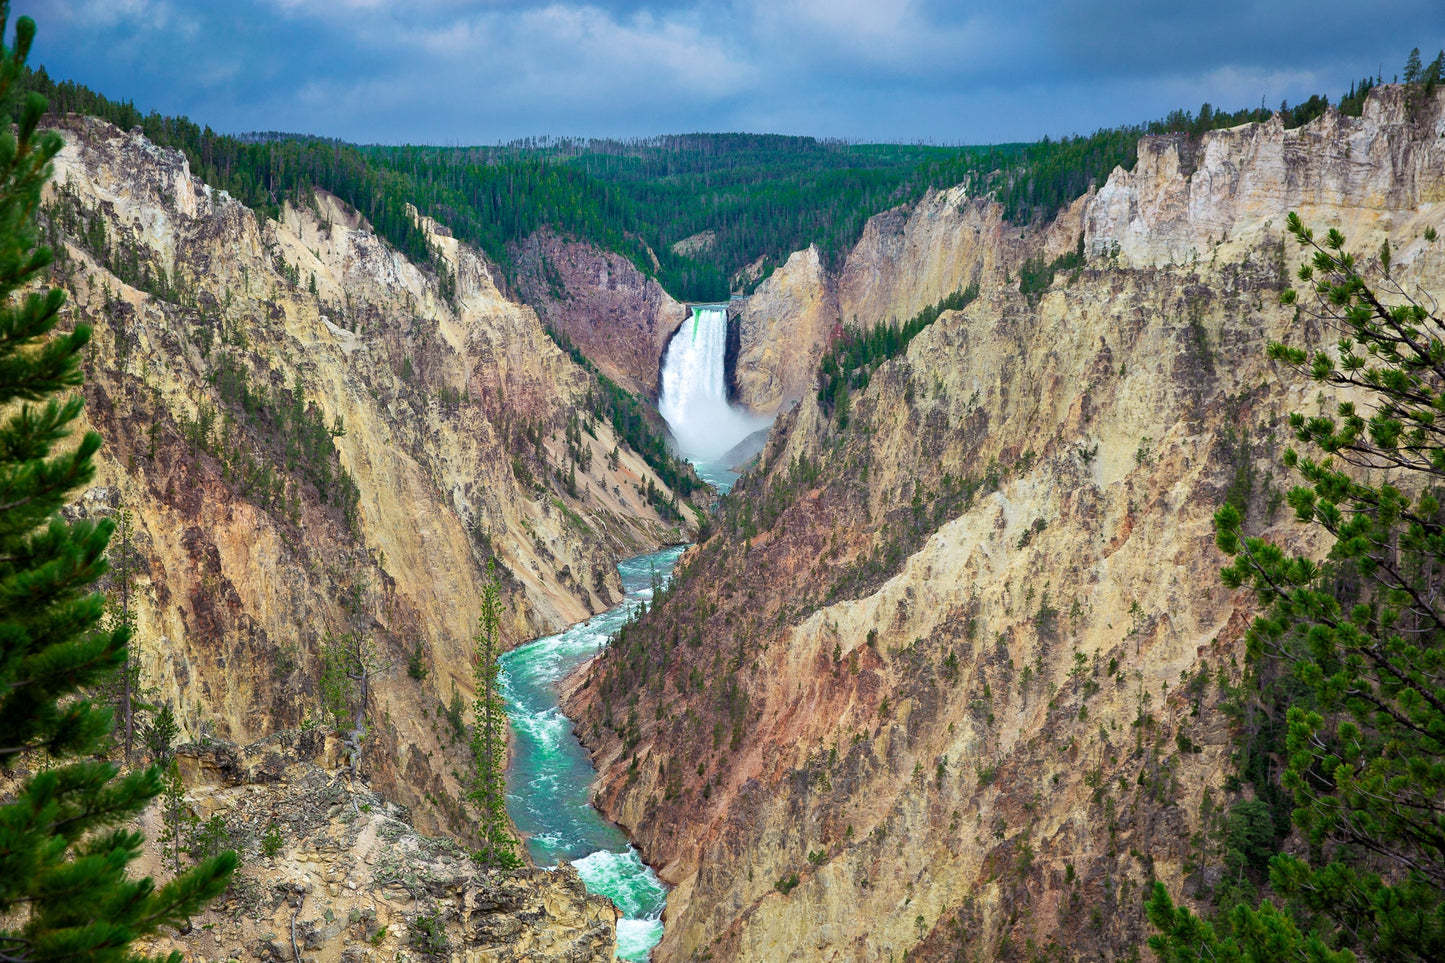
xmin=1050 ymin=0 xmax=1439 ymax=82
xmin=15 ymin=1 xmax=1445 ymax=144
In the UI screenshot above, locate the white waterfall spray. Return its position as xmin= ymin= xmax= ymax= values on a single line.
xmin=657 ymin=305 xmax=767 ymax=462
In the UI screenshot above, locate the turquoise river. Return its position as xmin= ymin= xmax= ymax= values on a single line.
xmin=500 ymin=545 xmax=684 ymax=961
xmin=500 ymin=462 xmax=736 ymax=961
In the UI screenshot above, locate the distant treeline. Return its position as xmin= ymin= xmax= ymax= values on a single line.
xmin=364 ymin=137 xmax=970 ymax=301
xmin=29 ymin=68 xmax=439 ymax=268
xmin=24 ymin=60 xmax=1406 ymax=303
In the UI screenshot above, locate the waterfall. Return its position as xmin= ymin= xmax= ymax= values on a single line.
xmin=658 ymin=304 xmax=766 ymax=462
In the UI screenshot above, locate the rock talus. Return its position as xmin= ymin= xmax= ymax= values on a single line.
xmin=139 ymin=733 xmax=616 ymax=962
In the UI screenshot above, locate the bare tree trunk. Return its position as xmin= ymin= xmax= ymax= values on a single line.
xmin=119 ymin=511 xmax=134 ymax=763
xmin=345 ymin=639 xmax=371 ymax=814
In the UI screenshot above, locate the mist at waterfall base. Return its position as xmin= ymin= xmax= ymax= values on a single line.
xmin=658 ymin=305 xmax=769 ymax=469
xmin=501 ymin=546 xmax=686 ymax=962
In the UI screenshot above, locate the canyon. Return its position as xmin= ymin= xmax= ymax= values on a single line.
xmin=565 ymin=85 xmax=1445 ymax=961
xmin=39 ymin=112 xmax=700 ymax=960
xmin=31 ymin=82 xmax=1445 ymax=963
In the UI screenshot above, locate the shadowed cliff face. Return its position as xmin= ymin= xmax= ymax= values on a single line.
xmin=565 ymin=87 xmax=1445 ymax=962
xmin=45 ymin=113 xmax=694 ymax=843
xmin=513 ymin=227 xmax=688 ymax=399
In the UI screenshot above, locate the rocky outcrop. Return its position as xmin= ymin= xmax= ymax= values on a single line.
xmin=44 ymin=113 xmax=693 ymax=849
xmin=835 ymin=188 xmax=1007 ymax=329
xmin=671 ymin=230 xmax=716 ymax=258
xmin=1087 ymin=85 xmax=1445 ymax=266
xmin=729 ymin=188 xmax=1088 ymax=416
xmin=513 ymin=227 xmax=689 ymax=397
xmin=566 ymin=86 xmax=1445 ymax=961
xmin=137 ymin=733 xmax=616 ymax=963
xmin=730 ymin=246 xmax=836 ymax=416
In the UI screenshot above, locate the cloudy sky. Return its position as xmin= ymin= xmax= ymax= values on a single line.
xmin=18 ymin=1 xmax=1445 ymax=145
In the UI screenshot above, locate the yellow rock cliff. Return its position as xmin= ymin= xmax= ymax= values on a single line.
xmin=566 ymin=87 xmax=1445 ymax=961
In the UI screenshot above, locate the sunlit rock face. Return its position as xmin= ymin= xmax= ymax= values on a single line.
xmin=565 ymin=87 xmax=1445 ymax=962
xmin=44 ymin=113 xmax=694 ymax=850
xmin=728 ymin=187 xmax=1086 ymax=418
xmin=1087 ymin=84 xmax=1445 ymax=268
xmin=729 ymin=245 xmax=837 ymax=417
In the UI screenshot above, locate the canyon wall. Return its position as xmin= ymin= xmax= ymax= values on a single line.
xmin=513 ymin=227 xmax=689 ymax=398
xmin=730 ymin=186 xmax=1086 ymax=416
xmin=730 ymin=245 xmax=835 ymax=416
xmin=45 ymin=112 xmax=694 ymax=851
xmin=566 ymin=87 xmax=1445 ymax=961
xmin=1088 ymin=84 xmax=1445 ymax=266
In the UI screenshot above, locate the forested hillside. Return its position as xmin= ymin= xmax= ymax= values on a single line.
xmin=27 ymin=66 xmax=1390 ymax=303
xmin=370 ymin=136 xmax=967 ymax=300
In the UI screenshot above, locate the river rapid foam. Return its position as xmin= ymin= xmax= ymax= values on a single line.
xmin=501 ymin=546 xmax=685 ymax=961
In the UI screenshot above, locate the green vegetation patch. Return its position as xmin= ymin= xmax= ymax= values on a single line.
xmin=816 ymin=284 xmax=980 ymax=429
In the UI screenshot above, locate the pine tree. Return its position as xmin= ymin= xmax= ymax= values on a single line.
xmin=832 ymin=377 xmax=850 ymax=430
xmin=103 ymin=506 xmax=140 ymax=762
xmin=1149 ymin=214 xmax=1445 ymax=961
xmin=1405 ymin=47 xmax=1423 ymax=85
xmin=157 ymin=760 xmax=190 ymax=877
xmin=1427 ymin=51 xmax=1445 ymax=93
xmin=469 ymin=563 xmax=521 ymax=868
xmin=143 ymin=703 xmax=179 ymax=767
xmin=0 ymin=6 xmax=234 ymax=960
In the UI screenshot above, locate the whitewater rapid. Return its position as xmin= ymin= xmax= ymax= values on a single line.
xmin=657 ymin=304 xmax=768 ymax=462
xmin=500 ymin=546 xmax=686 ymax=962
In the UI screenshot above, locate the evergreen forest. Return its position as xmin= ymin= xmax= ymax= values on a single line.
xmin=21 ymin=66 xmax=1394 ymax=304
